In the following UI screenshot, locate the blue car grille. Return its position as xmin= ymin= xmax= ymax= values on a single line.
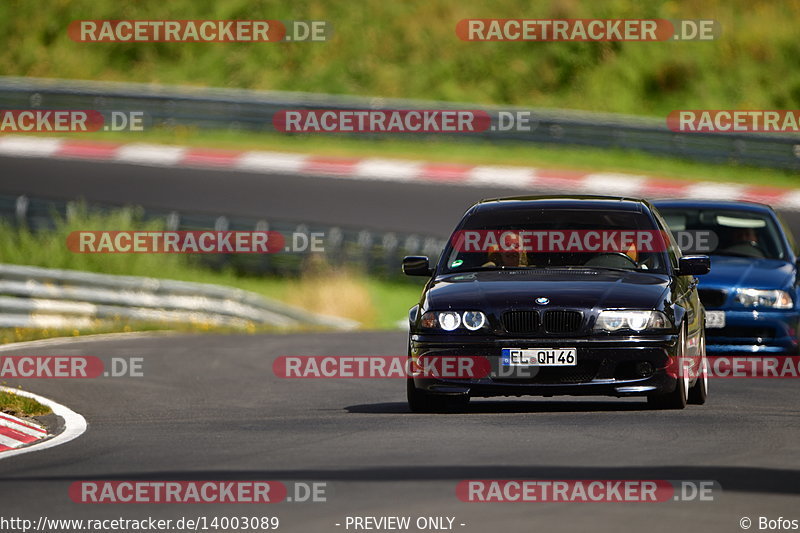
xmin=698 ymin=289 xmax=727 ymax=308
xmin=706 ymin=326 xmax=774 ymax=341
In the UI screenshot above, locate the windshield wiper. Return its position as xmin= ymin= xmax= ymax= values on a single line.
xmin=711 ymin=251 xmax=765 ymax=259
xmin=567 ymin=265 xmax=635 ymax=273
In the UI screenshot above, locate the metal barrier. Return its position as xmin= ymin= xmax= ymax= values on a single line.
xmin=0 ymin=76 xmax=798 ymax=170
xmin=0 ymin=263 xmax=358 ymax=330
xmin=0 ymin=194 xmax=447 ymax=279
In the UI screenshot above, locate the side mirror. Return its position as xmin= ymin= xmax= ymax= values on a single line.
xmin=402 ymin=256 xmax=433 ymax=277
xmin=678 ymin=255 xmax=710 ymax=276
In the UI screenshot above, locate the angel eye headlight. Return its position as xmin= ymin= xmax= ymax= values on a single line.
xmin=625 ymin=312 xmax=651 ymax=331
xmin=438 ymin=311 xmax=461 ymax=331
xmin=597 ymin=312 xmax=626 ymax=331
xmin=595 ymin=310 xmax=670 ymax=332
xmin=462 ymin=311 xmax=487 ymax=331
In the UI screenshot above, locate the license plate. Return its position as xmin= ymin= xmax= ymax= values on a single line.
xmin=705 ymin=310 xmax=725 ymax=329
xmin=501 ymin=348 xmax=577 ymax=367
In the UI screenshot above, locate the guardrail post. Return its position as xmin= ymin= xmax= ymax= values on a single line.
xmin=14 ymin=195 xmax=28 ymax=227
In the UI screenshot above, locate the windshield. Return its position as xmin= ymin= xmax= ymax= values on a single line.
xmin=440 ymin=207 xmax=670 ymax=274
xmin=658 ymin=208 xmax=788 ymax=260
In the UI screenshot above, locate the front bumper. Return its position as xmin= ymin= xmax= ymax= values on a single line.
xmin=704 ymin=310 xmax=800 ymax=355
xmin=410 ymin=333 xmax=680 ymax=398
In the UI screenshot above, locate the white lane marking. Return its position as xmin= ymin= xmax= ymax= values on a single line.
xmin=236 ymin=151 xmax=308 ymax=173
xmin=582 ymin=173 xmax=648 ymax=196
xmin=0 ymin=386 xmax=86 ymax=459
xmin=468 ymin=166 xmax=536 ymax=189
xmin=354 ymin=158 xmax=423 ymax=181
xmin=685 ymin=182 xmax=746 ymax=200
xmin=114 ymin=144 xmax=186 ymax=166
xmin=0 ymin=136 xmax=62 ymax=157
xmin=777 ymin=190 xmax=800 ymax=210
xmin=3 ymin=136 xmax=799 ymax=209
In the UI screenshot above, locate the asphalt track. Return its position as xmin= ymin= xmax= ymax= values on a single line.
xmin=1 ymin=156 xmax=800 ymax=532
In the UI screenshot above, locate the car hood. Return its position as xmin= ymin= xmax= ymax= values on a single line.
xmin=423 ymin=269 xmax=670 ymax=312
xmin=701 ymin=255 xmax=795 ymax=290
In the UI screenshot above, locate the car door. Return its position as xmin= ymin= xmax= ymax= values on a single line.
xmin=653 ymin=208 xmax=705 ymax=364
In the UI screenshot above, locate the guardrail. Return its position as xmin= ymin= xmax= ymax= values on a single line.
xmin=0 ymin=263 xmax=358 ymax=330
xmin=1 ymin=194 xmax=447 ymax=279
xmin=0 ymin=76 xmax=798 ymax=170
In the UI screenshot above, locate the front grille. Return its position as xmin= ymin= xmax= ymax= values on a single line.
xmin=706 ymin=326 xmax=774 ymax=341
xmin=494 ymin=361 xmax=600 ymax=384
xmin=543 ymin=310 xmax=583 ymax=333
xmin=698 ymin=289 xmax=727 ymax=308
xmin=502 ymin=310 xmax=540 ymax=334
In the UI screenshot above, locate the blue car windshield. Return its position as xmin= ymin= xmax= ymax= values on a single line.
xmin=441 ymin=208 xmax=670 ymax=274
xmin=658 ymin=208 xmax=788 ymax=260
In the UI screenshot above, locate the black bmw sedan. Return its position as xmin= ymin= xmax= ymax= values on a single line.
xmin=403 ymin=195 xmax=710 ymax=412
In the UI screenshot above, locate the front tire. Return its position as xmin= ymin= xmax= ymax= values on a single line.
xmin=406 ymin=378 xmax=468 ymax=413
xmin=688 ymin=333 xmax=708 ymax=405
xmin=648 ymin=325 xmax=689 ymax=410
xmin=407 ymin=378 xmax=444 ymax=412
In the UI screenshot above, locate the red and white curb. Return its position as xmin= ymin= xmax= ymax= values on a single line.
xmin=0 ymin=411 xmax=47 ymax=451
xmin=1 ymin=135 xmax=797 ymax=208
xmin=0 ymin=386 xmax=87 ymax=460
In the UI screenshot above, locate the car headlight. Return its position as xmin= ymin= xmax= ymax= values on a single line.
xmin=438 ymin=311 xmax=461 ymax=331
xmin=462 ymin=311 xmax=487 ymax=330
xmin=735 ymin=289 xmax=793 ymax=309
xmin=419 ymin=311 xmax=488 ymax=332
xmin=594 ymin=310 xmax=670 ymax=332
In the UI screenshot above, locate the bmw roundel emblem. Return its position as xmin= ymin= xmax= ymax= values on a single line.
xmin=535 ymin=297 xmax=550 ymax=305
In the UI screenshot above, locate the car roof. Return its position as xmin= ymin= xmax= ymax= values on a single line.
xmin=652 ymin=199 xmax=775 ymax=213
xmin=474 ymin=195 xmax=648 ymax=213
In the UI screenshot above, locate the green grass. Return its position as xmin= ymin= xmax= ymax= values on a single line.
xmin=0 ymin=389 xmax=51 ymax=417
xmin=0 ymin=206 xmax=424 ymax=335
xmin=1 ymin=0 xmax=799 ymax=116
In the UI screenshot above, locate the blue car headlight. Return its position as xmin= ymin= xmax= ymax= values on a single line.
xmin=734 ymin=289 xmax=793 ymax=309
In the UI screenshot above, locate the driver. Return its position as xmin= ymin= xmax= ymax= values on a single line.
xmin=721 ymin=227 xmax=764 ymax=257
xmin=482 ymin=233 xmax=528 ymax=267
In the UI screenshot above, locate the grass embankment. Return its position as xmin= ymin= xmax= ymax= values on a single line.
xmin=0 ymin=389 xmax=51 ymax=417
xmin=3 ymin=1 xmax=799 ymax=188
xmin=0 ymin=207 xmax=425 ymax=343
xmin=1 ymin=0 xmax=798 ymax=116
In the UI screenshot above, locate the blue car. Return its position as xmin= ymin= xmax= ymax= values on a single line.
xmin=653 ymin=200 xmax=800 ymax=355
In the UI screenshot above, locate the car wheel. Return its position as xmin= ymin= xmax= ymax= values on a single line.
xmin=648 ymin=324 xmax=689 ymax=410
xmin=406 ymin=378 xmax=468 ymax=413
xmin=688 ymin=332 xmax=708 ymax=405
